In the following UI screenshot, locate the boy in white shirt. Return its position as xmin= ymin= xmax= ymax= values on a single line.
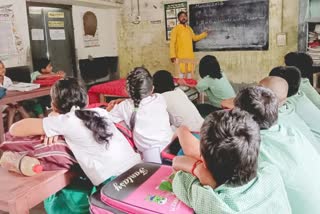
xmin=0 ymin=60 xmax=29 ymax=130
xmin=153 ymin=70 xmax=204 ymax=132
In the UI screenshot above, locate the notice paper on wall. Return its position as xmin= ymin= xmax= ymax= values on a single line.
xmin=31 ymin=29 xmax=44 ymax=41
xmin=0 ymin=4 xmax=18 ymax=57
xmin=49 ymin=29 xmax=65 ymax=40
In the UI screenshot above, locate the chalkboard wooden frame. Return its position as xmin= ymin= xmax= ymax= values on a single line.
xmin=189 ymin=0 xmax=269 ymax=51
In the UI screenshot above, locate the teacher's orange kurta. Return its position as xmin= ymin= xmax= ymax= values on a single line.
xmin=170 ymin=24 xmax=207 ymax=73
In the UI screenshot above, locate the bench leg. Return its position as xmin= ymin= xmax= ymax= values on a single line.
xmin=9 ymin=198 xmax=29 ymax=214
xmin=99 ymin=94 xmax=105 ymax=103
xmin=0 ymin=110 xmax=4 ymax=143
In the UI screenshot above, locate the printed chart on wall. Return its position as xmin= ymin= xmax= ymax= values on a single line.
xmin=83 ymin=11 xmax=100 ymax=48
xmin=0 ymin=4 xmax=23 ymax=60
xmin=164 ymin=2 xmax=187 ymax=40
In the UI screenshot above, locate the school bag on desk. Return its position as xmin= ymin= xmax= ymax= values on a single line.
xmin=33 ymin=76 xmax=61 ymax=87
xmin=89 ymin=162 xmax=193 ymax=214
xmin=0 ymin=87 xmax=6 ymax=99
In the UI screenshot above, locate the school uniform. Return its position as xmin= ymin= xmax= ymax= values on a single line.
xmin=196 ymin=72 xmax=236 ymax=108
xmin=286 ymin=91 xmax=320 ymax=149
xmin=299 ymin=78 xmax=320 ymax=109
xmin=259 ymin=123 xmax=320 ymax=214
xmin=0 ymin=76 xmax=13 ymax=112
xmin=173 ymin=163 xmax=291 ymax=214
xmin=43 ymin=107 xmax=141 ymax=185
xmin=30 ymin=71 xmax=42 ymax=82
xmin=0 ymin=76 xmax=13 ymax=88
xmin=162 ymin=88 xmax=204 ymax=132
xmin=278 ymin=102 xmax=320 ymax=153
xmin=110 ymin=94 xmax=173 ymax=163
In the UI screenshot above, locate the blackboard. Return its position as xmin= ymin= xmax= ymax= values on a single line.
xmin=189 ymin=0 xmax=269 ymax=51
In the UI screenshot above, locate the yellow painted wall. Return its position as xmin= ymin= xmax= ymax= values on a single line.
xmin=118 ymin=0 xmax=298 ymax=83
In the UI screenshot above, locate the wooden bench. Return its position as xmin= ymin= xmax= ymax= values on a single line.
xmin=0 ymin=168 xmax=75 ymax=214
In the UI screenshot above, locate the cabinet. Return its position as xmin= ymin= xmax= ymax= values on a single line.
xmin=306 ymin=18 xmax=320 ymax=66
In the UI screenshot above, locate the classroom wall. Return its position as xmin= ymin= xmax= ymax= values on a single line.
xmin=118 ymin=0 xmax=299 ymax=83
xmin=0 ymin=0 xmax=31 ymax=67
xmin=72 ymin=5 xmax=118 ymax=60
xmin=0 ymin=0 xmax=119 ymax=69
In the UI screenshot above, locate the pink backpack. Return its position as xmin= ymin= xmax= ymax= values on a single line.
xmin=89 ymin=163 xmax=193 ymax=214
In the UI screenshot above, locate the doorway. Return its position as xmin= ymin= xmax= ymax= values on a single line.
xmin=27 ymin=3 xmax=76 ymax=77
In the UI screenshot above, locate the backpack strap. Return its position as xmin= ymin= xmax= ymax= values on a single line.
xmin=115 ymin=123 xmax=136 ymax=151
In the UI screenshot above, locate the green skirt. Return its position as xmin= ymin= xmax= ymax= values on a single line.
xmin=44 ymin=175 xmax=115 ymax=214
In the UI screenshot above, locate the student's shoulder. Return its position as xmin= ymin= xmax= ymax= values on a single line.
xmin=258 ymin=162 xmax=281 ymax=177
xmin=162 ymin=88 xmax=184 ymax=97
xmin=89 ymin=107 xmax=111 ymax=118
xmin=288 ymin=91 xmax=319 ymax=109
xmin=153 ymin=93 xmax=169 ymax=104
xmin=4 ymin=76 xmax=12 ymax=82
xmin=31 ymin=71 xmax=41 ymax=75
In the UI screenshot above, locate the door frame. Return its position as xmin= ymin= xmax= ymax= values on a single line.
xmin=26 ymin=2 xmax=78 ymax=77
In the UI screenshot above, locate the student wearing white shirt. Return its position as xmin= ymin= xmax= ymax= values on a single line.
xmin=0 ymin=60 xmax=29 ymax=130
xmin=9 ymin=78 xmax=141 ymax=213
xmin=110 ymin=67 xmax=173 ymax=164
xmin=153 ymin=70 xmax=204 ymax=132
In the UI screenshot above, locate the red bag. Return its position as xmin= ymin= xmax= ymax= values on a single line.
xmin=0 ymin=133 xmax=77 ymax=171
xmin=33 ymin=76 xmax=61 ymax=87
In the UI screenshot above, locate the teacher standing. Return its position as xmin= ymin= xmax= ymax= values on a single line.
xmin=170 ymin=11 xmax=208 ymax=76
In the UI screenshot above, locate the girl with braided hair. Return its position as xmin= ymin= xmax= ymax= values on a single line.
xmin=10 ymin=78 xmax=141 ymax=186
xmin=110 ymin=67 xmax=173 ymax=163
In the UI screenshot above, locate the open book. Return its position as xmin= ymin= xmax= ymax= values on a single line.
xmin=7 ymin=83 xmax=40 ymax=92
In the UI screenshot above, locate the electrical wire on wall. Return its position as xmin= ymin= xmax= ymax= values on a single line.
xmin=131 ymin=0 xmax=141 ymax=24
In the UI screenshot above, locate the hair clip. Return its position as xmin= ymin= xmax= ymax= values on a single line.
xmin=70 ymin=105 xmax=80 ymax=112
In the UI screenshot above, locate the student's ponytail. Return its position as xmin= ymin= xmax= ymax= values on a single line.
xmin=126 ymin=67 xmax=153 ymax=130
xmin=51 ymin=78 xmax=112 ymax=147
xmin=75 ymin=110 xmax=112 ymax=147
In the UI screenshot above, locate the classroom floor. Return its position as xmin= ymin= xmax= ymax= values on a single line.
xmin=0 ymin=203 xmax=46 ymax=214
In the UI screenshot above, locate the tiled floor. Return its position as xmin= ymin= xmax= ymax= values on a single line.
xmin=0 ymin=203 xmax=46 ymax=214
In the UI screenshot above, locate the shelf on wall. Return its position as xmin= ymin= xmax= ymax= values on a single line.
xmin=306 ymin=17 xmax=320 ymax=23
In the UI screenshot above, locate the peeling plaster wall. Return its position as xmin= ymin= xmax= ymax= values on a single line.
xmin=118 ymin=0 xmax=299 ymax=83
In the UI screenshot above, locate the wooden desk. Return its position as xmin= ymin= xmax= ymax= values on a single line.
xmin=0 ymin=168 xmax=75 ymax=214
xmin=0 ymin=87 xmax=51 ymax=142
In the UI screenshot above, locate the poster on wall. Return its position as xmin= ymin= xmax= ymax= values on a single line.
xmin=49 ymin=29 xmax=66 ymax=40
xmin=0 ymin=4 xmax=22 ymax=59
xmin=82 ymin=11 xmax=100 ymax=48
xmin=164 ymin=2 xmax=187 ymax=40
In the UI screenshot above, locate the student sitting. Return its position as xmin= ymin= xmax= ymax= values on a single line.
xmin=285 ymin=52 xmax=320 ymax=109
xmin=31 ymin=58 xmax=65 ymax=82
xmin=9 ymin=78 xmax=141 ymax=213
xmin=259 ymin=76 xmax=320 ymax=153
xmin=153 ymin=70 xmax=203 ymax=132
xmin=234 ymin=86 xmax=320 ymax=214
xmin=172 ymin=109 xmax=291 ymax=214
xmin=30 ymin=58 xmax=65 ymax=117
xmin=196 ymin=55 xmax=235 ymax=108
xmin=109 ymin=67 xmax=173 ymax=163
xmin=269 ymin=66 xmax=320 ymax=149
xmin=0 ymin=60 xmax=29 ymax=130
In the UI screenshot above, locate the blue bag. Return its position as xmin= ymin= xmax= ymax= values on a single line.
xmin=0 ymin=87 xmax=6 ymax=99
